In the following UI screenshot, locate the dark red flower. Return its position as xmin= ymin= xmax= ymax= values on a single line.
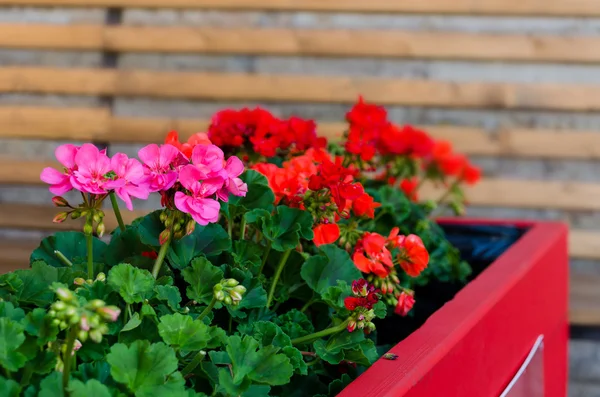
xmin=344 ymin=279 xmax=380 ymax=311
xmin=141 ymin=251 xmax=158 ymax=259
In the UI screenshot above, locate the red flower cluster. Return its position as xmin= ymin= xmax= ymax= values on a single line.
xmin=343 ymin=279 xmax=380 ymax=311
xmin=208 ymin=108 xmax=326 ymax=158
xmin=427 ymin=140 xmax=481 ymax=185
xmin=352 ymin=232 xmax=394 ymax=278
xmin=253 ymin=150 xmax=379 ymax=247
xmin=388 ymin=228 xmax=429 ymax=278
xmin=165 ymin=131 xmax=211 ymax=158
xmin=395 ymin=291 xmax=415 ymax=316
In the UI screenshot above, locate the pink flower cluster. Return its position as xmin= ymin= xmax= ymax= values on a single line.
xmin=40 ymin=143 xmax=247 ymax=226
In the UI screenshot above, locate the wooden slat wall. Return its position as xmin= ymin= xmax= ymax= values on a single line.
xmin=0 ymin=0 xmax=599 ymax=325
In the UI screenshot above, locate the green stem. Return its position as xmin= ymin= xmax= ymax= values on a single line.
xmin=62 ymin=327 xmax=78 ymax=392
xmin=86 ymin=233 xmax=94 ymax=279
xmin=291 ymin=320 xmax=350 ymax=346
xmin=109 ymin=192 xmax=126 ymax=232
xmin=152 ymin=236 xmax=171 ymax=279
xmin=239 ymin=217 xmax=247 ymax=239
xmin=53 ymin=250 xmax=73 ymax=267
xmin=180 ymin=351 xmax=206 ymax=377
xmin=436 ymin=180 xmax=460 ymax=205
xmin=227 ymin=219 xmax=233 ymax=238
xmin=300 ymin=298 xmax=316 ymax=313
xmin=257 ymin=241 xmax=272 ymax=276
xmin=266 ymin=249 xmax=292 ymax=308
xmin=124 ymin=303 xmax=130 ymax=324
xmin=197 ymin=297 xmax=217 ymax=321
xmin=228 ymin=315 xmax=233 ymax=334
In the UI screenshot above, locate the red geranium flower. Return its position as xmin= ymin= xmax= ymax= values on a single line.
xmin=352 ymin=193 xmax=381 ymax=219
xmin=313 ymin=223 xmax=340 ymax=246
xmin=353 ymin=232 xmax=394 ymax=278
xmin=389 ymin=228 xmax=429 ymax=277
xmin=460 ymin=162 xmax=482 ymax=185
xmin=395 ymin=291 xmax=415 ymax=316
xmin=164 ymin=130 xmax=211 ymax=158
xmin=309 ymin=158 xmax=363 ymax=209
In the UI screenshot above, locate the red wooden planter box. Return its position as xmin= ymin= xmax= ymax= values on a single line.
xmin=338 ymin=219 xmax=569 ymax=397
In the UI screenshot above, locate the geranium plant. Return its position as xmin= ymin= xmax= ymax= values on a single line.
xmin=0 ymin=98 xmax=480 ymax=396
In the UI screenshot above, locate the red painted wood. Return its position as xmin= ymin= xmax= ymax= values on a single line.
xmin=338 ymin=220 xmax=569 ymax=397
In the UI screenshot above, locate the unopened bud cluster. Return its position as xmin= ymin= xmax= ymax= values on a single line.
xmin=47 ymin=287 xmax=120 ymax=344
xmin=367 ymin=271 xmax=400 ymax=296
xmin=213 ymin=278 xmax=246 ymax=306
xmin=347 ymin=308 xmax=376 ymax=334
xmin=52 ymin=196 xmax=106 ymax=237
xmin=159 ymin=209 xmax=196 ymax=243
xmin=74 ymin=272 xmax=106 ymax=288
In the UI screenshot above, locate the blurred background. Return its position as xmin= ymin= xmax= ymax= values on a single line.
xmin=0 ymin=1 xmax=598 ymax=395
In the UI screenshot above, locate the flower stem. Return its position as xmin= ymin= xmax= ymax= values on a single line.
xmin=86 ymin=233 xmax=94 ymax=279
xmin=151 ymin=236 xmax=171 ymax=279
xmin=197 ymin=297 xmax=217 ymax=321
xmin=266 ymin=249 xmax=292 ymax=308
xmin=239 ymin=216 xmax=247 ymax=239
xmin=291 ymin=320 xmax=350 ymax=346
xmin=436 ymin=180 xmax=460 ymax=205
xmin=62 ymin=327 xmax=78 ymax=392
xmin=257 ymin=241 xmax=272 ymax=276
xmin=227 ymin=218 xmax=233 ymax=238
xmin=300 ymin=298 xmax=317 ymax=313
xmin=180 ymin=351 xmax=206 ymax=377
xmin=109 ymin=192 xmax=126 ymax=232
xmin=54 ymin=250 xmax=73 ymax=267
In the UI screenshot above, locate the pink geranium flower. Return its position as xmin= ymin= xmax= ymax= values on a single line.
xmin=70 ymin=144 xmax=111 ymax=195
xmin=191 ymin=144 xmax=225 ymax=177
xmin=217 ymin=156 xmax=248 ymax=201
xmin=174 ymin=165 xmax=222 ymax=225
xmin=105 ymin=153 xmax=150 ymax=211
xmin=138 ymin=144 xmax=179 ymax=192
xmin=40 ymin=144 xmax=80 ymax=195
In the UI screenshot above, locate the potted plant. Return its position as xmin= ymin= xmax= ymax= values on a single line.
xmin=0 ymin=98 xmax=567 ymax=396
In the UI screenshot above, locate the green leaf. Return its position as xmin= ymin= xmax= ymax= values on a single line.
xmin=0 ymin=318 xmax=27 ymax=372
xmin=121 ymin=313 xmax=142 ymax=333
xmin=321 ymin=281 xmax=352 ymax=311
xmin=217 ymin=368 xmax=251 ymax=397
xmin=134 ymin=210 xmax=164 ymax=248
xmin=155 ymin=285 xmax=182 ymax=311
xmin=261 ymin=206 xmax=314 ymax=252
xmin=0 ymin=301 xmax=24 ymax=321
xmin=75 ymin=361 xmax=114 ymax=387
xmin=243 ymin=385 xmax=271 ymax=397
xmin=373 ymin=301 xmax=387 ymax=319
xmin=224 ymin=170 xmax=275 ymax=216
xmin=206 ymin=326 xmax=227 ymax=349
xmin=107 ymin=340 xmax=180 ymax=395
xmin=0 ymin=273 xmax=23 ymax=299
xmin=158 ymin=313 xmax=211 ymax=354
xmin=29 ymin=350 xmax=57 ymax=375
xmin=327 ymin=374 xmax=352 ymax=396
xmin=107 ymin=263 xmax=155 ymax=304
xmin=137 ymin=372 xmax=186 ymax=397
xmin=313 ymin=331 xmax=378 ymax=366
xmin=226 ymin=335 xmax=293 ymax=386
xmin=31 ymin=231 xmax=107 ymax=268
xmin=14 ymin=262 xmax=74 ymax=307
xmin=0 ymin=376 xmax=20 ymax=397
xmin=182 ymin=257 xmax=223 ymax=305
xmin=168 ymin=224 xmax=231 ymax=269
xmin=105 ymin=226 xmax=154 ymax=266
xmin=23 ymin=308 xmax=59 ymax=346
xmin=274 ymin=310 xmax=314 ymax=340
xmin=301 ymin=245 xmax=361 ymax=295
xmin=68 ymin=379 xmax=112 ymax=397
xmin=232 ymin=240 xmax=263 ymax=274
xmin=39 ymin=372 xmax=64 ymax=397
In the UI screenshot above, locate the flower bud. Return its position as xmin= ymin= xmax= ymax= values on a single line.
xmin=78 ymin=330 xmax=88 ymax=342
xmin=213 ymin=284 xmax=223 ymax=292
xmin=65 ymin=307 xmax=77 ymax=317
xmin=88 ymin=300 xmax=105 ymax=310
xmin=159 ymin=212 xmax=168 ymax=223
xmin=164 ymin=217 xmax=173 ymax=228
xmin=229 ymin=291 xmax=243 ymax=302
xmin=53 ymin=212 xmax=69 ymax=224
xmin=224 ymin=279 xmax=239 ymax=287
xmin=69 ymin=314 xmax=81 ymax=325
xmin=93 ymin=212 xmax=102 ymax=224
xmin=232 ymin=285 xmax=247 ymax=295
xmin=214 ymin=290 xmax=225 ymax=301
xmin=70 ymin=209 xmax=82 ymax=220
xmin=96 ymin=272 xmax=106 ymax=282
xmin=173 ymin=223 xmax=181 ymax=232
xmin=59 ymin=321 xmax=68 ymax=330
xmin=231 ymin=300 xmax=240 ymax=306
xmin=83 ymin=220 xmax=94 ymax=236
xmin=52 ymin=196 xmax=69 ymax=207
xmin=55 ymin=288 xmax=74 ymax=302
xmin=223 ymin=296 xmax=232 ymax=305
xmin=89 ymin=329 xmax=103 ymax=343
xmin=73 ymin=277 xmax=86 ymax=286
xmin=185 ymin=219 xmax=196 ymax=235
xmin=183 ymin=307 xmax=190 ymax=313
xmin=80 ymin=315 xmax=90 ymax=331
xmin=97 ymin=306 xmax=121 ymax=322
xmin=51 ymin=318 xmax=60 ymax=327
xmin=96 ymin=221 xmax=106 ymax=238
xmin=347 ymin=320 xmax=356 ymax=333
xmin=159 ymin=229 xmax=171 ymax=245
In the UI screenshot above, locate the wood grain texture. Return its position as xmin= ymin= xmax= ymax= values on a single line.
xmin=3 ymin=24 xmax=600 ymax=63
xmin=570 ymin=273 xmax=600 ymax=325
xmin=0 ymin=0 xmax=597 ymax=16
xmin=5 ymin=67 xmax=600 ymax=110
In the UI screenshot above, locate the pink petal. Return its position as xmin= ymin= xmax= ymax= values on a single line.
xmin=55 ymin=144 xmax=79 ymax=169
xmin=138 ymin=144 xmax=160 ymax=167
xmin=40 ymin=167 xmax=67 ymax=185
xmin=110 ymin=153 xmax=129 ymax=177
xmin=49 ymin=180 xmax=73 ymax=195
xmin=225 ymin=156 xmax=245 ymax=177
xmin=115 ymin=188 xmax=134 ymax=211
xmin=192 ymin=144 xmax=224 ymax=172
xmin=124 ymin=184 xmax=150 ymax=201
xmin=178 ymin=165 xmax=205 ymax=191
xmin=159 ymin=144 xmax=179 ymax=168
xmin=198 ymin=177 xmax=224 ymax=197
xmin=174 ymin=191 xmax=193 ymax=215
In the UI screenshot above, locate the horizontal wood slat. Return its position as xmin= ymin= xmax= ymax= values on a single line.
xmin=569 ymin=274 xmax=600 ymax=326
xmin=0 ymin=0 xmax=597 ymax=17
xmin=5 ymin=67 xmax=600 ymax=111
xmin=1 ymin=107 xmax=600 ymax=160
xmin=3 ymin=24 xmax=600 ymax=64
